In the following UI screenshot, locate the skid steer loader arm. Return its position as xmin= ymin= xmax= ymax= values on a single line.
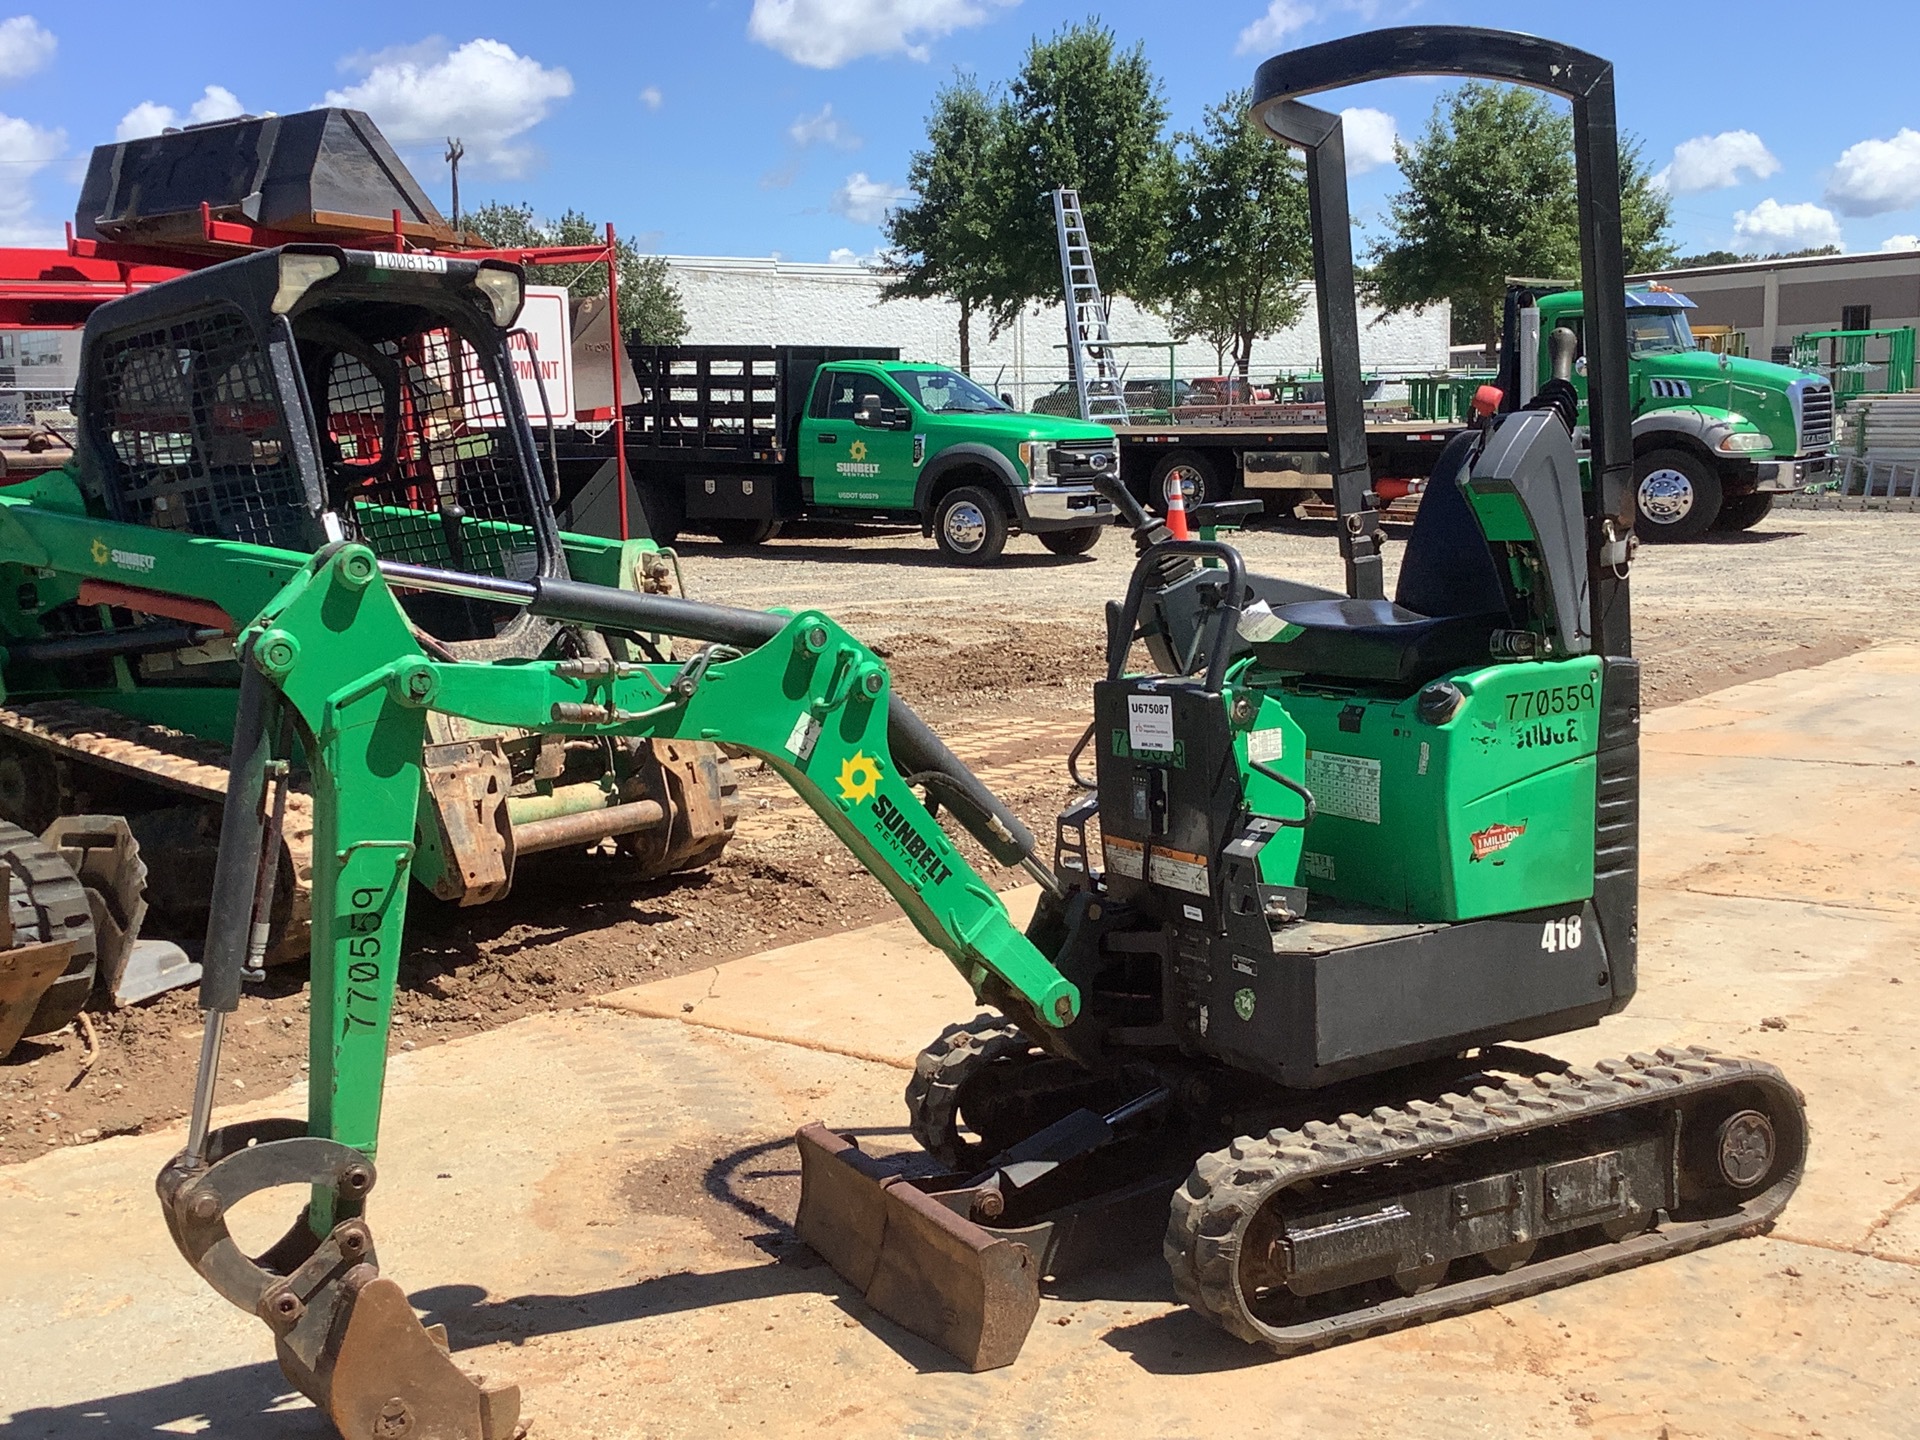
xmin=157 ymin=543 xmax=1077 ymax=1437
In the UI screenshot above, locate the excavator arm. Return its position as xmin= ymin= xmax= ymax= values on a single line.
xmin=154 ymin=543 xmax=1076 ymax=1439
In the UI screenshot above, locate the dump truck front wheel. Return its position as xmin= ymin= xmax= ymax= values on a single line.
xmin=1634 ymin=447 xmax=1722 ymax=542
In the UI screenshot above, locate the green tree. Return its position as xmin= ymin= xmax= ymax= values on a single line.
xmin=881 ymin=76 xmax=1004 ymax=372
xmin=1620 ymin=138 xmax=1677 ymax=273
xmin=1674 ymin=249 xmax=1749 ymax=268
xmin=1368 ymin=83 xmax=1675 ymax=347
xmin=463 ymin=201 xmax=688 ymax=344
xmin=1164 ymin=88 xmax=1311 ymax=379
xmin=980 ymin=22 xmax=1177 ymax=330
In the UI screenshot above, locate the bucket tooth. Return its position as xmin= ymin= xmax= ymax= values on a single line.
xmin=794 ymin=1123 xmax=1040 ymax=1371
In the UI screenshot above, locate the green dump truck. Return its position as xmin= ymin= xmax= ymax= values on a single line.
xmin=565 ymin=345 xmax=1119 ymax=564
xmin=1502 ymin=282 xmax=1834 ymax=540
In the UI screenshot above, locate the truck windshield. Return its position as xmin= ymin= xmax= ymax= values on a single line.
xmin=888 ymin=367 xmax=1009 ymax=414
xmin=1627 ymin=309 xmax=1696 ymax=356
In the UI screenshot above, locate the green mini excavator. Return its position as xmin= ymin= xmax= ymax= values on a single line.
xmin=124 ymin=27 xmax=1802 ymax=1440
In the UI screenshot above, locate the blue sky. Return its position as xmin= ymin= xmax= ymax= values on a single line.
xmin=4 ymin=1 xmax=1919 ymax=264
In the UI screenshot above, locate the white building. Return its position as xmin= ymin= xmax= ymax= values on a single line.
xmin=660 ymin=255 xmax=1450 ymax=407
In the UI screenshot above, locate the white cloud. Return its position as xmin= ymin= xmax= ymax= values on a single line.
xmin=0 ymin=16 xmax=53 ymax=84
xmin=1880 ymin=233 xmax=1920 ymax=252
xmin=1655 ymin=130 xmax=1780 ymax=194
xmin=114 ymin=101 xmax=174 ymax=142
xmin=827 ymin=245 xmax=886 ymax=266
xmin=832 ymin=171 xmax=908 ymax=226
xmin=639 ymin=86 xmax=663 ymax=112
xmin=325 ymin=37 xmax=572 ymax=175
xmin=0 ymin=110 xmax=65 ymax=243
xmin=1733 ymin=198 xmax=1843 ymax=251
xmin=1339 ymin=106 xmax=1396 ymax=173
xmin=748 ymin=0 xmax=1016 ymax=69
xmin=1237 ymin=0 xmax=1314 ymax=56
xmin=1824 ymin=128 xmax=1920 ymax=218
xmin=114 ymin=85 xmax=248 ymax=141
xmin=790 ymin=103 xmax=859 ymax=149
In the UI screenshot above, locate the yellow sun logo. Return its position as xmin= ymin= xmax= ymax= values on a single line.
xmin=849 ymin=440 xmax=868 ymax=462
xmin=90 ymin=538 xmax=109 ymax=566
xmin=837 ymin=751 xmax=880 ymax=804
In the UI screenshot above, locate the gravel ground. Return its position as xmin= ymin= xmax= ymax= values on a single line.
xmin=2 ymin=507 xmax=1908 ymax=1160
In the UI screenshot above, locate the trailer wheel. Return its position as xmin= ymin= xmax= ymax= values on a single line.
xmin=933 ymin=485 xmax=1009 ymax=564
xmin=1151 ymin=451 xmax=1215 ymax=512
xmin=710 ymin=518 xmax=781 ymax=546
xmin=1038 ymin=525 xmax=1103 ymax=557
xmin=1634 ymin=448 xmax=1722 ymax=542
xmin=1713 ymin=492 xmax=1774 ymax=532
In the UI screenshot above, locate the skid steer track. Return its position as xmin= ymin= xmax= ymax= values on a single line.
xmin=0 ymin=700 xmax=316 ymax=956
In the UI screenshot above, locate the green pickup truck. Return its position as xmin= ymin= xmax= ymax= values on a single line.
xmin=1505 ymin=283 xmax=1834 ymax=540
xmin=577 ymin=345 xmax=1118 ymax=564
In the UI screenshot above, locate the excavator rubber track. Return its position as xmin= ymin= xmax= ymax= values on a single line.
xmin=0 ymin=700 xmax=317 ymax=957
xmin=1165 ymin=1046 xmax=1807 ymax=1354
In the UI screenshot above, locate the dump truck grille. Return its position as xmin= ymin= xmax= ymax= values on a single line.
xmin=1796 ymin=380 xmax=1833 ymax=454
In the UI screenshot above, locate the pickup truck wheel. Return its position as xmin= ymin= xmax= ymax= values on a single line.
xmin=934 ymin=485 xmax=1009 ymax=564
xmin=1152 ymin=451 xmax=1215 ymax=512
xmin=1634 ymin=448 xmax=1722 ymax=542
xmin=1039 ymin=525 xmax=1103 ymax=556
xmin=1713 ymin=492 xmax=1774 ymax=531
xmin=709 ymin=518 xmax=781 ymax=546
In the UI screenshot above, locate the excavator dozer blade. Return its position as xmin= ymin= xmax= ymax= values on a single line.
xmin=793 ymin=1123 xmax=1039 ymax=1371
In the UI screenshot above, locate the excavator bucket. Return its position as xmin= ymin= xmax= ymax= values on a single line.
xmin=793 ymin=1123 xmax=1040 ymax=1371
xmin=157 ymin=1120 xmax=518 ymax=1440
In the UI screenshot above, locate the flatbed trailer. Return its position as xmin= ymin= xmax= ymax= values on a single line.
xmin=1113 ymin=414 xmax=1465 ymax=513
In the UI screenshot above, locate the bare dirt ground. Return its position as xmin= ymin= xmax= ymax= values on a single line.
xmin=2 ymin=507 xmax=1908 ymax=1162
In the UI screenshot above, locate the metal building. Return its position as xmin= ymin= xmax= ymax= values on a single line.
xmin=1631 ymin=249 xmax=1920 ymax=364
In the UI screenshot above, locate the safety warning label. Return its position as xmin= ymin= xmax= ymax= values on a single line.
xmin=1103 ymin=835 xmax=1145 ymax=879
xmin=1148 ymin=844 xmax=1210 ymax=895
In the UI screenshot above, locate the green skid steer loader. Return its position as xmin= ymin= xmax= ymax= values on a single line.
xmin=139 ymin=27 xmax=1803 ymax=1440
xmin=0 ymin=110 xmax=735 ymax=1049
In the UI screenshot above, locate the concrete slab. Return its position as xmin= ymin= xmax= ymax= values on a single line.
xmin=592 ymin=891 xmax=1038 ymax=1069
xmin=6 ymin=647 xmax=1920 ymax=1438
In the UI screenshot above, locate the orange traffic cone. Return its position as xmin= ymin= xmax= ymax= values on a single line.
xmin=1166 ymin=477 xmax=1191 ymax=541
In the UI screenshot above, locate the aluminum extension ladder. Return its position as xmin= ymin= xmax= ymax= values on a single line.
xmin=1051 ymin=189 xmax=1131 ymax=425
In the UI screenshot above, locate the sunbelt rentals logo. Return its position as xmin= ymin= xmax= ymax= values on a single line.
xmin=838 ymin=438 xmax=880 ymax=478
xmin=838 ymin=749 xmax=953 ymax=885
xmin=837 ymin=751 xmax=881 ymax=804
xmin=90 ymin=537 xmax=155 ymax=573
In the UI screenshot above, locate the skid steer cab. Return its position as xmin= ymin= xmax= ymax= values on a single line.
xmin=0 ymin=242 xmax=735 ymax=947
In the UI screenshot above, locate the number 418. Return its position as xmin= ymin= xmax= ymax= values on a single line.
xmin=1541 ymin=915 xmax=1583 ymax=952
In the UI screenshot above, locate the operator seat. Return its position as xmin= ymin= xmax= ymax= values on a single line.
xmin=1248 ymin=431 xmax=1516 ymax=685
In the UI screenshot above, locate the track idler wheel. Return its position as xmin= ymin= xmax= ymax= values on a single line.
xmin=157 ymin=1119 xmax=520 ymax=1440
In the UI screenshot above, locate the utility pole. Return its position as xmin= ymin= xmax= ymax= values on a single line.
xmin=444 ymin=137 xmax=465 ymax=238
